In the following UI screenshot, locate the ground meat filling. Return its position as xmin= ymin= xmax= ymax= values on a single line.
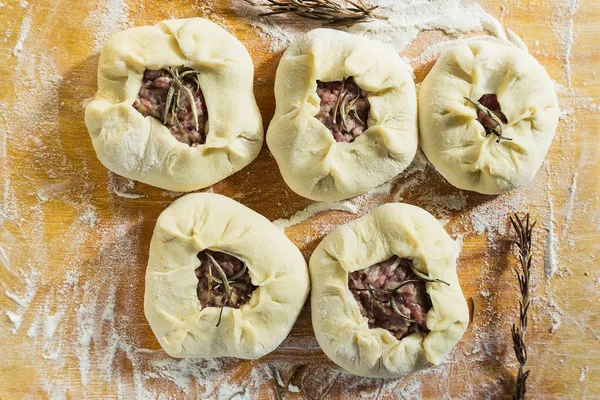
xmin=476 ymin=93 xmax=508 ymax=137
xmin=195 ymin=250 xmax=256 ymax=309
xmin=316 ymin=77 xmax=370 ymax=143
xmin=348 ymin=256 xmax=431 ymax=340
xmin=133 ymin=68 xmax=208 ymax=147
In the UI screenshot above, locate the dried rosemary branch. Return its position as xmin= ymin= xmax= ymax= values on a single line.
xmin=164 ymin=67 xmax=201 ymax=129
xmin=271 ymin=364 xmax=306 ymax=400
xmin=333 ymin=78 xmax=366 ymax=131
xmin=332 ymin=78 xmax=346 ymax=129
xmin=204 ymin=254 xmax=251 ymax=327
xmin=245 ymin=0 xmax=377 ymax=27
xmin=206 ymin=253 xmax=232 ymax=327
xmin=464 ymin=96 xmax=513 ymax=143
xmin=509 ymin=213 xmax=536 ymax=400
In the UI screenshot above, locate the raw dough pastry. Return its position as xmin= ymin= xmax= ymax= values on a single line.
xmin=309 ymin=203 xmax=469 ymax=378
xmin=267 ymin=29 xmax=418 ymax=202
xmin=85 ymin=18 xmax=263 ymax=192
xmin=145 ymin=193 xmax=309 ymax=359
xmin=419 ymin=40 xmax=559 ymax=194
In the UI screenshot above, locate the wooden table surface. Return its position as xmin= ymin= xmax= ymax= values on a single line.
xmin=0 ymin=0 xmax=598 ymax=398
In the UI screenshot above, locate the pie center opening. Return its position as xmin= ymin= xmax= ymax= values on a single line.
xmin=134 ymin=67 xmax=208 ymax=147
xmin=316 ymin=77 xmax=371 ymax=143
xmin=195 ymin=250 xmax=256 ymax=310
xmin=475 ymin=93 xmax=508 ymax=138
xmin=348 ymin=256 xmax=431 ymax=340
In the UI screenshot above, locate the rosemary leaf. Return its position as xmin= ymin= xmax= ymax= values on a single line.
xmin=180 ymin=84 xmax=199 ymax=131
xmin=228 ymin=263 xmax=248 ymax=282
xmin=333 ymin=78 xmax=346 ymax=129
xmin=409 ymin=264 xmax=450 ymax=286
xmin=366 ymin=284 xmax=388 ymax=313
xmin=390 ymin=297 xmax=417 ymax=323
xmin=207 ymin=253 xmax=231 ymax=327
xmin=164 ymin=83 xmax=175 ymax=125
xmin=163 ymin=66 xmax=201 ymax=130
xmin=207 ymin=259 xmax=212 ymax=300
xmin=388 ymin=279 xmax=424 ymax=293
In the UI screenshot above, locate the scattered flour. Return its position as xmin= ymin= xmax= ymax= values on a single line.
xmin=550 ymin=0 xmax=580 ymax=91
xmin=108 ymin=173 xmax=146 ymax=199
xmin=545 ymin=293 xmax=564 ymax=334
xmin=579 ymin=366 xmax=589 ymax=382
xmin=562 ymin=171 xmax=577 ymax=236
xmin=12 ymin=15 xmax=31 ymax=57
xmin=545 ymin=183 xmax=558 ymax=280
xmin=273 ymin=200 xmax=358 ymax=229
xmin=83 ymin=0 xmax=131 ymax=52
xmin=468 ymin=192 xmax=525 ymax=240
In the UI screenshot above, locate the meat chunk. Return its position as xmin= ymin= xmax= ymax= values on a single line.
xmin=348 ymin=256 xmax=431 ymax=340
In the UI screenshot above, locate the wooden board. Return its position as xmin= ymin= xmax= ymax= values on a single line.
xmin=0 ymin=0 xmax=599 ymax=398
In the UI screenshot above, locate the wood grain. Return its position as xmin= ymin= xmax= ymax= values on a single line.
xmin=0 ymin=0 xmax=599 ymax=399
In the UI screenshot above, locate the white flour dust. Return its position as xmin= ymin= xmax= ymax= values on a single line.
xmin=84 ymin=0 xmax=131 ymax=52
xmin=12 ymin=14 xmax=31 ymax=57
xmin=273 ymin=200 xmax=358 ymax=229
xmin=551 ymin=0 xmax=580 ymax=91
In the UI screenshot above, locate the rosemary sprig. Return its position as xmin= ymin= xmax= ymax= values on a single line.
xmin=360 ymin=284 xmax=386 ymax=313
xmin=464 ymin=96 xmax=513 ymax=143
xmin=207 ymin=258 xmax=213 ymax=300
xmin=509 ymin=213 xmax=536 ymax=400
xmin=339 ymin=94 xmax=360 ymax=131
xmin=272 ymin=364 xmax=306 ymax=400
xmin=207 ymin=253 xmax=232 ymax=327
xmin=164 ymin=67 xmax=201 ymax=130
xmin=246 ymin=0 xmax=377 ymax=27
xmin=333 ymin=78 xmax=366 ymax=131
xmin=332 ymin=78 xmax=346 ymax=130
xmin=390 ymin=297 xmax=417 ymax=323
xmin=207 ymin=263 xmax=248 ymax=284
xmin=356 ymin=268 xmax=450 ymax=323
xmin=344 ymin=95 xmax=361 ymax=128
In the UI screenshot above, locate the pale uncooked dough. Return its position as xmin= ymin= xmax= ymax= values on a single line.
xmin=85 ymin=18 xmax=263 ymax=192
xmin=267 ymin=29 xmax=418 ymax=202
xmin=144 ymin=193 xmax=309 ymax=359
xmin=419 ymin=40 xmax=559 ymax=194
xmin=310 ymin=203 xmax=469 ymax=378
